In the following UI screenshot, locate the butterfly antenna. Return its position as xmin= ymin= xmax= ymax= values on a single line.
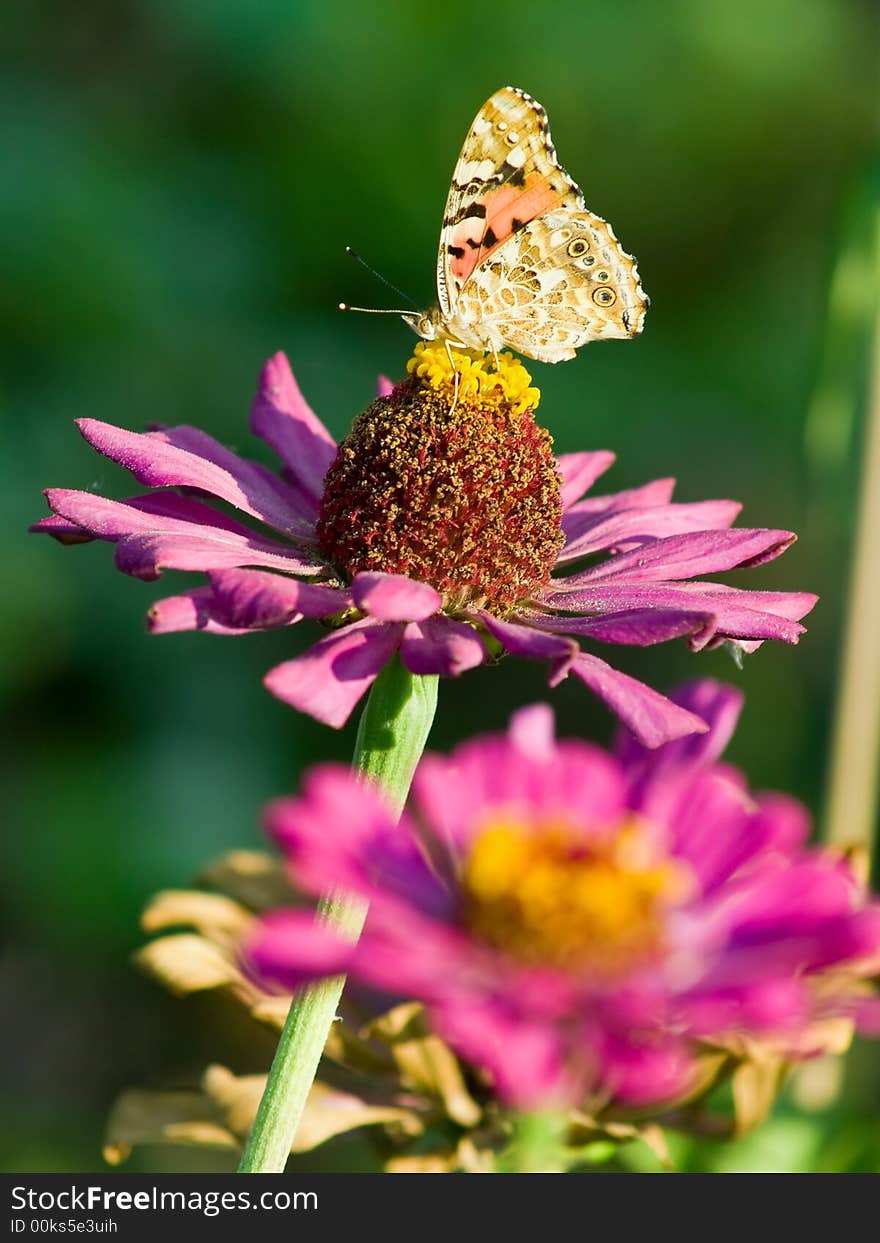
xmin=338 ymin=304 xmax=418 ymax=316
xmin=342 ymin=246 xmax=419 ymax=311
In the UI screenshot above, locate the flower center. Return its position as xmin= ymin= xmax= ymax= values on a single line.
xmin=316 ymin=343 xmax=564 ymax=613
xmin=463 ymin=817 xmax=687 ymax=976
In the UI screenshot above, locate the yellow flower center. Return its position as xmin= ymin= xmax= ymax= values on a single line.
xmin=407 ymin=342 xmax=541 ymax=418
xmin=463 ymin=817 xmax=689 ymax=977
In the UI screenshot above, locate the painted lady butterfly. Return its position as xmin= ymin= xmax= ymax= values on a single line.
xmin=403 ymin=86 xmax=648 ymax=364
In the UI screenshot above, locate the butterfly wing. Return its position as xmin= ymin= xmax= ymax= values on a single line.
xmin=437 ymin=86 xmax=584 ymax=317
xmin=437 ymin=87 xmax=647 ymax=361
xmin=453 ymin=209 xmax=648 ymax=363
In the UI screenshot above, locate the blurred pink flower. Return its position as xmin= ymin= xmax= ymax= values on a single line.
xmin=34 ymin=351 xmax=815 ymax=746
xmin=250 ymin=681 xmax=880 ymax=1109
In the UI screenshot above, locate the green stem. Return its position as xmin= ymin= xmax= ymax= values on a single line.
xmin=504 ymin=1112 xmax=567 ymax=1174
xmin=822 ymin=190 xmax=880 ymax=859
xmin=237 ymin=658 xmax=438 ymax=1173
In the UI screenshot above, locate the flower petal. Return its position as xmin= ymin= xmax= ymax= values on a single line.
xmin=376 ymin=375 xmax=395 ymax=397
xmin=561 ymin=528 xmax=797 ymax=587
xmin=558 ymin=500 xmax=742 ymax=563
xmin=562 ymin=478 xmax=677 ymax=541
xmin=41 ymin=489 xmax=323 ymax=581
xmin=264 ymin=619 xmax=402 ymax=727
xmin=208 ymin=568 xmax=351 ymax=629
xmin=570 ymin=652 xmax=709 ymax=747
xmin=266 ymin=770 xmax=454 ymax=919
xmin=250 ymin=352 xmax=336 ymax=511
xmin=476 ymin=611 xmax=578 ymax=684
xmin=400 ymin=615 xmax=486 ymax=676
xmin=247 ymin=911 xmax=356 ymax=990
xmin=615 ymin=678 xmax=745 ymax=773
xmin=508 ymin=704 xmax=556 ymax=762
xmin=527 ymin=607 xmax=719 ymax=648
xmin=76 ymin=418 xmax=316 ymax=538
xmin=30 ymin=513 xmax=94 ymax=544
xmin=556 ymin=450 xmax=616 ymax=508
xmin=543 ymin=581 xmax=817 ymax=646
xmin=147 ymin=588 xmax=259 ymax=635
xmin=352 ymin=572 xmax=442 ymax=622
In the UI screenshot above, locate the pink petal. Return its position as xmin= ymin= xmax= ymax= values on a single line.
xmin=616 ymin=678 xmax=745 ymax=772
xmin=558 ymin=500 xmax=742 ymax=563
xmin=562 ymin=478 xmax=677 ymax=539
xmin=400 ymin=615 xmax=486 ymax=676
xmin=43 ymin=489 xmax=323 ymax=581
xmin=556 ymin=450 xmax=616 ymax=508
xmin=30 ymin=513 xmax=94 ymax=544
xmin=476 ymin=611 xmax=578 ymax=684
xmin=508 ymin=704 xmax=556 ymax=762
xmin=352 ymin=572 xmax=442 ymax=622
xmin=264 ymin=619 xmax=402 ymax=727
xmin=247 ymin=910 xmax=356 ymax=991
xmin=599 ymin=1036 xmax=691 ymax=1106
xmin=208 ymin=567 xmax=351 ymax=629
xmin=250 ymin=352 xmax=336 ymax=511
xmin=543 ymin=582 xmax=816 ymax=646
xmin=562 ymin=528 xmax=797 ymax=587
xmin=76 ymin=418 xmax=315 ymax=539
xmin=266 ymin=772 xmax=453 ymax=918
xmin=376 ymin=375 xmax=395 ymax=397
xmin=527 ymin=607 xmax=719 ymax=648
xmin=431 ymin=1000 xmax=571 ymax=1108
xmin=570 ymin=653 xmax=709 ymax=747
xmin=147 ymin=588 xmax=258 ymax=635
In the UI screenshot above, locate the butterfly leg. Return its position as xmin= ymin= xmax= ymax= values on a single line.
xmin=444 ymin=338 xmax=461 ymax=416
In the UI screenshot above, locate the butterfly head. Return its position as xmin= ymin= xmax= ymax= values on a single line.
xmin=402 ymin=306 xmax=444 ymax=342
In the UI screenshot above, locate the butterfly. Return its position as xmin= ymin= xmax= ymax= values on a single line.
xmin=400 ymin=86 xmax=648 ymax=364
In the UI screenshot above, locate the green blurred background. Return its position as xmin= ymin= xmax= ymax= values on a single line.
xmin=3 ymin=0 xmax=879 ymax=1172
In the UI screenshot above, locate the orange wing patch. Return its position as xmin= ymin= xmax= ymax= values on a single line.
xmin=447 ymin=174 xmax=565 ymax=284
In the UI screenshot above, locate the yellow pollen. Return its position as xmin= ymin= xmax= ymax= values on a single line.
xmin=463 ymin=818 xmax=689 ymax=977
xmin=407 ymin=342 xmax=541 ymax=417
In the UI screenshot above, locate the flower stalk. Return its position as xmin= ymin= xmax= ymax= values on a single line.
xmin=822 ymin=193 xmax=880 ymax=858
xmin=504 ymin=1112 xmax=567 ymax=1174
xmin=237 ymin=658 xmax=438 ymax=1173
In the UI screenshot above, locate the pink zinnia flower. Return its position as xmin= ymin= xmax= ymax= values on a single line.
xmin=33 ymin=344 xmax=816 ymax=746
xmin=249 ymin=681 xmax=880 ymax=1109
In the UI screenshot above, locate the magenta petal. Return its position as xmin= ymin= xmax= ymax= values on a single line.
xmin=352 ymin=572 xmax=442 ymax=622
xmin=250 ymin=352 xmax=336 ymax=511
xmin=248 ymin=911 xmax=355 ymax=991
xmin=76 ymin=418 xmax=315 ymax=539
xmin=563 ymin=477 xmax=677 ymax=535
xmin=556 ymin=450 xmax=616 ymax=508
xmin=616 ymin=678 xmax=745 ymax=772
xmin=558 ymin=500 xmax=742 ymax=563
xmin=508 ymin=704 xmax=556 ymax=761
xmin=477 ymin=612 xmax=578 ymax=683
xmin=565 ymin=528 xmax=797 ymax=587
xmin=571 ymin=653 xmax=709 ymax=747
xmin=543 ymin=582 xmax=816 ymax=646
xmin=529 ymin=607 xmax=718 ymax=648
xmin=400 ymin=615 xmax=486 ymax=676
xmin=43 ymin=489 xmax=323 ymax=581
xmin=147 ymin=588 xmax=257 ymax=635
xmin=264 ymin=619 xmax=402 ymax=727
xmin=600 ymin=1036 xmax=690 ymax=1106
xmin=376 ymin=375 xmax=395 ymax=397
xmin=30 ymin=513 xmax=94 ymax=544
xmin=209 ymin=568 xmax=351 ymax=628
xmin=432 ymin=1000 xmax=571 ymax=1108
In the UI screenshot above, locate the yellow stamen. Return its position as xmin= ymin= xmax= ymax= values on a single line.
xmin=407 ymin=342 xmax=541 ymax=418
xmin=464 ymin=817 xmax=690 ymax=977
